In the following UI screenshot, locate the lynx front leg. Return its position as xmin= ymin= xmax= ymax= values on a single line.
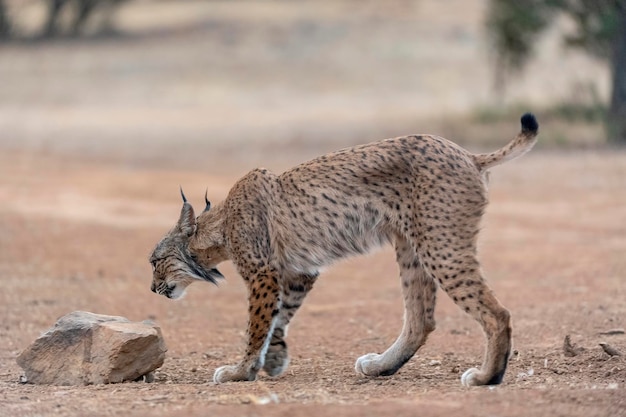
xmin=263 ymin=272 xmax=317 ymax=377
xmin=213 ymin=268 xmax=281 ymax=384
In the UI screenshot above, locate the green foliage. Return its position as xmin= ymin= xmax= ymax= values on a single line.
xmin=471 ymin=103 xmax=533 ymax=124
xmin=0 ymin=0 xmax=11 ymax=39
xmin=485 ymin=0 xmax=554 ymax=76
xmin=549 ymin=102 xmax=607 ymax=122
xmin=556 ymin=0 xmax=626 ymax=59
xmin=472 ymin=101 xmax=607 ymax=125
xmin=487 ymin=0 xmax=625 ymax=72
xmin=468 ymin=102 xmax=607 ymax=147
xmin=486 ymin=0 xmax=626 ymax=142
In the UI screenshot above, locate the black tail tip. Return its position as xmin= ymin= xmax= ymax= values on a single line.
xmin=520 ymin=113 xmax=538 ymax=134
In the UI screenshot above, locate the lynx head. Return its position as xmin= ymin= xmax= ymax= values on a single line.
xmin=149 ymin=189 xmax=226 ymax=300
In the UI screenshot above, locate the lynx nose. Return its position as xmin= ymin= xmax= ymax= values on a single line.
xmin=150 ymin=282 xmax=157 ymax=293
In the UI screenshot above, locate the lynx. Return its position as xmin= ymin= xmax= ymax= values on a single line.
xmin=149 ymin=113 xmax=538 ymax=386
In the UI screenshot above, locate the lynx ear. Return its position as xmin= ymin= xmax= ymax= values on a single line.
xmin=178 ymin=202 xmax=196 ymax=237
xmin=178 ymin=188 xmax=196 ymax=237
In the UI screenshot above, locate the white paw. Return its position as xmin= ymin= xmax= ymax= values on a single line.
xmin=213 ymin=365 xmax=233 ymax=384
xmin=461 ymin=367 xmax=482 ymax=387
xmin=213 ymin=365 xmax=252 ymax=384
xmin=355 ymin=353 xmax=383 ymax=377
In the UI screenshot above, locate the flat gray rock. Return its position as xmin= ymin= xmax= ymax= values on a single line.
xmin=17 ymin=311 xmax=167 ymax=385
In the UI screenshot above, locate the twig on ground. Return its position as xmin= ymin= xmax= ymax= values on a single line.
xmin=563 ymin=335 xmax=584 ymax=357
xmin=598 ymin=329 xmax=625 ymax=336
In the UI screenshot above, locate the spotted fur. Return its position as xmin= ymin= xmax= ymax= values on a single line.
xmin=150 ymin=113 xmax=538 ymax=386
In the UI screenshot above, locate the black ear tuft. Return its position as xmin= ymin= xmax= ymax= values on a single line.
xmin=520 ymin=113 xmax=538 ymax=134
xmin=204 ymin=189 xmax=211 ymax=213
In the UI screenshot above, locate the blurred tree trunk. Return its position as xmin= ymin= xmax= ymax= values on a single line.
xmin=608 ymin=6 xmax=626 ymax=142
xmin=43 ymin=0 xmax=65 ymax=37
xmin=71 ymin=0 xmax=98 ymax=36
xmin=0 ymin=0 xmax=10 ymax=39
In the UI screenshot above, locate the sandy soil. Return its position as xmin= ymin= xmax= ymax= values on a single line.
xmin=1 ymin=1 xmax=625 ymax=416
xmin=1 ymin=148 xmax=625 ymax=417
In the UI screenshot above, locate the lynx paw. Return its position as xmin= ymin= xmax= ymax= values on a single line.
xmin=461 ymin=367 xmax=480 ymax=386
xmin=263 ymin=346 xmax=290 ymax=377
xmin=213 ymin=365 xmax=256 ymax=384
xmin=355 ymin=353 xmax=384 ymax=377
xmin=461 ymin=366 xmax=506 ymax=386
xmin=461 ymin=367 xmax=494 ymax=387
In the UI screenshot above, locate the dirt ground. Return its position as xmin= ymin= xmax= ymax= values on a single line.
xmin=1 ymin=1 xmax=625 ymax=416
xmin=2 ymin=148 xmax=626 ymax=417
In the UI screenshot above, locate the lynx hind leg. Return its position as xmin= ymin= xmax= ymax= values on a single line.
xmin=414 ymin=176 xmax=512 ymax=386
xmin=263 ymin=273 xmax=317 ymax=377
xmin=356 ymin=237 xmax=436 ymax=377
xmin=459 ymin=282 xmax=511 ymax=386
xmin=423 ymin=249 xmax=511 ymax=386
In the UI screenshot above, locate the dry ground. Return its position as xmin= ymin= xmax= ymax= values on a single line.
xmin=0 ymin=149 xmax=625 ymax=417
xmin=1 ymin=1 xmax=625 ymax=416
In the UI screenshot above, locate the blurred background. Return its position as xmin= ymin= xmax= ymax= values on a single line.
xmin=1 ymin=3 xmax=626 ymax=414
xmin=0 ymin=0 xmax=621 ymax=172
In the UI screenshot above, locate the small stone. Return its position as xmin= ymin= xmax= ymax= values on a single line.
xmin=16 ymin=311 xmax=167 ymax=385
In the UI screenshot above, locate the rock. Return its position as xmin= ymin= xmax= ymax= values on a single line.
xmin=16 ymin=311 xmax=167 ymax=385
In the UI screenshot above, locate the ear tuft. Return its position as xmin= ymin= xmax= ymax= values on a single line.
xmin=204 ymin=188 xmax=211 ymax=213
